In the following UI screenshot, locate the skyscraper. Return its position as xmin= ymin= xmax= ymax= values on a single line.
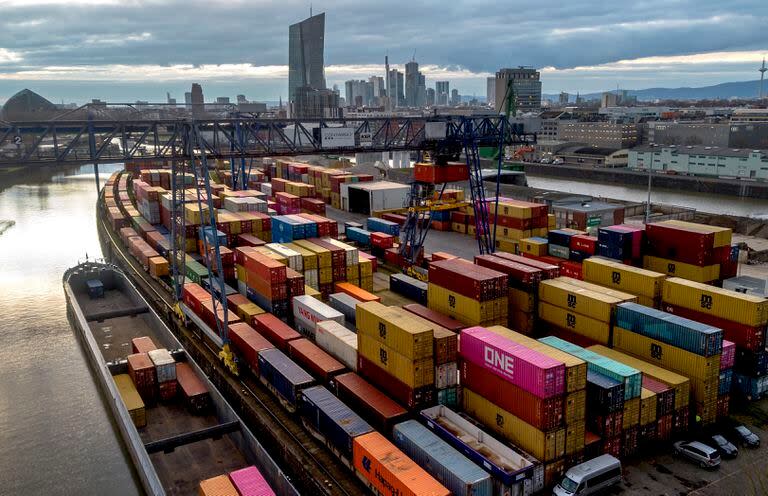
xmin=450 ymin=89 xmax=460 ymax=106
xmin=184 ymin=91 xmax=192 ymax=109
xmin=405 ymin=60 xmax=421 ymax=107
xmin=288 ymin=12 xmax=326 ymax=103
xmin=486 ymin=77 xmax=496 ymax=108
xmin=436 ymin=81 xmax=449 ymax=106
xmin=426 ymin=88 xmax=435 ymax=106
xmin=388 ymin=69 xmax=404 ymax=107
xmin=190 ymin=83 xmax=204 ymax=116
xmin=494 ymin=67 xmax=542 ymax=113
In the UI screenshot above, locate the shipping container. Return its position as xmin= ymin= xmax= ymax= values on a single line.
xmin=643 ymin=376 xmax=675 ymax=418
xmin=474 ymin=254 xmax=542 ymax=288
xmin=357 ymin=354 xmax=434 ymax=409
xmin=353 ymin=431 xmax=450 ymax=496
xmin=329 ymin=372 xmax=408 ymax=434
xmin=565 ymin=389 xmax=587 ymax=424
xmin=402 ymin=303 xmax=464 ymax=333
xmin=287 ymin=338 xmax=346 ymax=381
xmin=328 ymin=292 xmax=360 ymax=325
xmin=586 ymin=371 xmax=625 ymax=415
xmin=356 ymin=301 xmax=434 ymax=360
xmin=582 ymin=257 xmax=665 ymax=299
xmin=358 ymin=334 xmax=434 ymax=388
xmin=299 ymin=386 xmax=373 ymax=464
xmin=643 ymin=255 xmax=720 ymax=283
xmin=131 ymin=336 xmax=157 ymax=354
xmin=390 ymin=273 xmax=428 ymax=304
xmin=315 ymin=320 xmax=357 ymax=371
xmin=175 ymin=362 xmax=210 ymax=414
xmin=228 ymin=466 xmax=275 ymax=496
xmin=393 ymin=420 xmax=493 ymax=496
xmin=430 ymin=258 xmax=508 ymax=301
xmin=461 ymin=326 xmax=565 ymax=398
xmin=334 ymin=282 xmax=380 ymax=302
xmin=257 ymin=348 xmax=316 ymax=410
xmin=252 ymin=313 xmax=301 ymax=351
xmin=229 ymin=322 xmax=275 ymax=373
xmin=537 ymin=301 xmax=612 ymax=345
xmin=495 ymin=252 xmax=560 ymax=280
xmin=127 ymin=353 xmax=156 ymax=403
xmin=148 ymin=348 xmax=176 ymax=383
xmin=199 ymin=474 xmax=238 ymax=496
xmin=460 ymin=359 xmax=564 ymax=430
xmin=640 ymin=388 xmax=658 ymax=426
xmin=616 ymin=303 xmax=723 ymax=357
xmin=538 ymin=278 xmax=629 ymax=323
xmin=292 ymin=295 xmax=344 ymax=338
xmin=428 ymin=283 xmax=508 ymax=326
xmin=462 ymin=388 xmax=566 ymax=462
xmin=539 ymin=337 xmax=642 ymax=400
xmin=114 ymin=374 xmax=146 ymax=428
xmin=662 ymin=277 xmax=768 ymax=327
xmin=660 ymin=302 xmax=766 ymax=352
xmin=731 ymin=372 xmax=768 ymax=401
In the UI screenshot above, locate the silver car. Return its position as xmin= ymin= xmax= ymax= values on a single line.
xmin=673 ymin=441 xmax=721 ymax=469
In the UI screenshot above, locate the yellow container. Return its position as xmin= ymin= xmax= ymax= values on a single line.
xmin=582 ymin=257 xmax=666 ymax=299
xmin=538 ymin=279 xmax=624 ymax=323
xmin=462 ymin=388 xmax=565 ymax=462
xmin=235 ymin=264 xmax=246 ymax=282
xmin=293 ymin=239 xmax=332 ymax=268
xmin=519 ymin=237 xmax=548 ymax=257
xmin=689 ymin=377 xmax=719 ymax=404
xmin=285 ymin=242 xmax=318 ymax=270
xmin=468 ymin=225 xmax=476 ymax=237
xmin=660 ymin=220 xmax=732 ymax=248
xmin=548 ymin=214 xmax=556 ymax=230
xmin=509 ymin=287 xmax=535 ymax=313
xmin=565 ymin=421 xmax=586 ymax=456
xmin=532 ymin=227 xmax=549 ymax=238
xmin=114 ymin=374 xmax=146 ymax=428
xmin=358 ymin=259 xmax=373 ymax=277
xmin=304 ymin=284 xmax=322 ymax=300
xmin=564 ymin=389 xmax=587 ymax=424
xmin=360 ymin=276 xmax=374 ymax=292
xmin=639 ymin=388 xmax=658 ymax=426
xmin=358 ymin=334 xmax=434 ymax=388
xmin=452 ymin=222 xmax=467 ymax=234
xmin=643 ymin=256 xmax=720 ymax=283
xmin=346 ymin=264 xmax=360 ymax=281
xmin=318 ymin=267 xmax=333 ymax=284
xmin=588 ymin=345 xmax=690 ymax=409
xmin=554 ymin=277 xmax=638 ymax=305
xmin=487 ymin=325 xmax=587 ymax=393
xmin=622 ymin=397 xmax=640 ymax=430
xmin=662 ymin=277 xmax=768 ymax=327
xmin=497 ymin=201 xmax=533 ymax=219
xmin=496 ymin=239 xmax=519 ymax=254
xmin=237 ymin=302 xmax=265 ymax=322
xmin=636 ymin=295 xmax=658 ymax=308
xmin=494 ymin=227 xmax=532 ymax=243
xmin=612 ymin=327 xmax=721 ymax=381
xmin=427 ymin=283 xmax=508 ymax=326
xmin=356 ymin=302 xmax=434 ymax=360
xmin=537 ymin=301 xmax=611 ymax=345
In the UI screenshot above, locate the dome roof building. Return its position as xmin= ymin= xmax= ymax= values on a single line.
xmin=1 ymin=89 xmax=58 ymax=121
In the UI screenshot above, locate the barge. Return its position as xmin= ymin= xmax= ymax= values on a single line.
xmin=64 ymin=261 xmax=297 ymax=495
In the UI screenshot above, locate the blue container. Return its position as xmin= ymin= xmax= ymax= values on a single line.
xmin=367 ymin=217 xmax=400 ymax=236
xmin=597 ymin=226 xmax=635 ymax=260
xmin=718 ymin=369 xmax=733 ymax=395
xmin=615 ymin=302 xmax=723 ymax=357
xmin=156 ymin=225 xmax=170 ymax=236
xmin=271 ymin=216 xmax=302 ymax=243
xmin=432 ymin=210 xmax=452 ymax=222
xmin=729 ymin=244 xmax=740 ymax=262
xmin=394 ymin=420 xmax=493 ymax=496
xmin=547 ymin=229 xmax=575 ymax=247
xmin=596 ymin=242 xmax=624 ymax=261
xmin=202 ymin=279 xmax=237 ymax=298
xmin=328 ymin=292 xmax=359 ymax=326
xmin=540 ymin=336 xmax=642 ymax=400
xmin=198 ymin=226 xmax=228 ymax=247
xmin=731 ymin=372 xmax=768 ymax=400
xmin=390 ymin=273 xmax=428 ymax=304
xmin=285 ymin=214 xmax=318 ymax=238
xmin=257 ymin=348 xmax=315 ymax=409
xmin=547 ymin=243 xmax=570 ymax=259
xmin=345 ymin=227 xmax=372 ymax=246
xmin=344 ymin=221 xmax=363 ymax=232
xmin=86 ymin=279 xmax=104 ymax=299
xmin=299 ymin=386 xmax=373 ymax=461
xmin=586 ymin=371 xmax=625 ymax=414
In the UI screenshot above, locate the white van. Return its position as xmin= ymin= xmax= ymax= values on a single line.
xmin=553 ymin=454 xmax=622 ymax=495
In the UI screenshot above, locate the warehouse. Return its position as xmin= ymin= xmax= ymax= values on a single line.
xmin=629 ymin=144 xmax=768 ymax=180
xmin=340 ymin=181 xmax=409 ymax=215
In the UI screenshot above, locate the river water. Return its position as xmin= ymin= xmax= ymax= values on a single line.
xmin=0 ymin=164 xmax=140 ymax=495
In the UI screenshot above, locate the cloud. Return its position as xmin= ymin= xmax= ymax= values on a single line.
xmin=0 ymin=49 xmax=23 ymax=64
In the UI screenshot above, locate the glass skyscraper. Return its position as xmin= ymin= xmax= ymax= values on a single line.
xmin=288 ymin=13 xmax=326 ymax=103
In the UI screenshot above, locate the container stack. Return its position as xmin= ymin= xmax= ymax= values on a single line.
xmin=367 ymin=217 xmax=400 ymax=237
xmin=460 ymin=326 xmax=567 ymax=480
xmin=293 ymin=239 xmax=333 ymax=295
xmin=235 ymin=247 xmax=289 ymax=318
xmin=585 ymin=372 xmax=624 ymax=457
xmin=148 ymin=348 xmax=177 ymax=401
xmin=286 ymin=241 xmax=318 ymax=290
xmin=582 ymin=257 xmax=666 ymax=307
xmin=597 ymin=225 xmax=644 ymax=265
xmin=539 ymin=336 xmax=643 ymax=458
xmin=132 ymin=179 xmax=162 ymax=224
xmin=427 ymin=258 xmax=508 ymax=327
xmin=644 ymin=220 xmax=736 ymax=283
xmin=356 ymin=301 xmax=435 ymax=408
xmin=127 ymin=352 xmax=156 ymax=405
xmin=660 ymin=277 xmax=768 ymax=401
xmin=641 ymin=376 xmax=676 ymax=442
xmin=291 ymin=295 xmax=344 ymax=338
xmin=115 ymin=374 xmax=146 ymax=428
xmin=537 ymin=277 xmax=637 ymax=346
xmin=315 ymin=320 xmax=358 ymax=371
xmin=403 ymin=311 xmax=459 ymax=407
xmin=480 ymin=197 xmax=550 ymax=253
xmin=718 ymin=340 xmax=734 ymax=417
xmin=614 ymin=302 xmax=723 ymax=425
xmin=389 ymin=273 xmax=428 ymax=305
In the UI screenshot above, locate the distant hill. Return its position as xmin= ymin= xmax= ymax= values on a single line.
xmin=546 ymin=79 xmax=765 ymax=102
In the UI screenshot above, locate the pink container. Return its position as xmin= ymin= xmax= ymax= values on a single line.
xmin=229 ymin=466 xmax=275 ymax=496
xmin=720 ymin=340 xmax=735 ymax=370
xmin=459 ymin=326 xmax=565 ymax=398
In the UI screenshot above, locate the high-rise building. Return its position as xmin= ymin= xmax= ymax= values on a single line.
xmin=236 ymin=94 xmax=247 ymax=104
xmin=291 ymin=86 xmax=340 ymax=119
xmin=166 ymin=92 xmax=176 ymax=106
xmin=601 ymin=92 xmax=618 ymax=108
xmin=486 ymin=77 xmax=496 ymax=108
xmin=191 ymin=83 xmax=204 ymax=116
xmin=184 ymin=91 xmax=192 ymax=109
xmin=288 ymin=13 xmax=326 ymax=103
xmin=426 ymin=88 xmax=435 ymax=106
xmin=436 ymin=81 xmax=449 ymax=106
xmin=344 ymin=79 xmax=374 ymax=107
xmin=450 ymin=89 xmax=460 ymax=106
xmin=559 ymin=92 xmax=569 ymax=105
xmin=388 ymin=69 xmax=405 ymax=107
xmin=494 ymin=67 xmax=542 ymax=113
xmin=417 ymin=74 xmax=426 ymax=107
xmin=405 ymin=60 xmax=426 ymax=107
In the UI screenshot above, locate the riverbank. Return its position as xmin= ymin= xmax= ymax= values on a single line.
xmin=0 ymin=164 xmax=84 ymax=194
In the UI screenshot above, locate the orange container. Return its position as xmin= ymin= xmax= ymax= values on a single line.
xmin=149 ymin=256 xmax=169 ymax=277
xmin=353 ymin=432 xmax=450 ymax=496
xmin=198 ymin=474 xmax=238 ymax=496
xmin=334 ymin=282 xmax=380 ymax=302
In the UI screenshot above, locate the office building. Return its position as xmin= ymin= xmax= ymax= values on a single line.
xmin=369 ymin=76 xmax=385 ymax=105
xmin=291 ymin=86 xmax=340 ymax=119
xmin=344 ymin=79 xmax=374 ymax=107
xmin=560 ymin=121 xmax=640 ymax=148
xmin=487 ymin=77 xmax=496 ymax=108
xmin=388 ymin=69 xmax=405 ymax=107
xmin=559 ymin=92 xmax=569 ymax=105
xmin=494 ymin=67 xmax=542 ymax=112
xmin=645 ymin=122 xmax=730 ymax=147
xmin=216 ymin=97 xmax=230 ymax=104
xmin=404 ymin=60 xmax=427 ymax=107
xmin=184 ymin=92 xmax=192 ymax=109
xmin=288 ymin=13 xmax=326 ymax=103
xmin=629 ymin=145 xmax=768 ymax=180
xmin=436 ymin=81 xmax=449 ymax=106
xmin=190 ymin=83 xmax=204 ymax=116
xmin=601 ymin=92 xmax=618 ymax=108
xmin=450 ymin=89 xmax=460 ymax=106
xmin=426 ymin=88 xmax=435 ymax=106
xmin=236 ymin=94 xmax=248 ymax=104
xmin=166 ymin=92 xmax=176 ymax=106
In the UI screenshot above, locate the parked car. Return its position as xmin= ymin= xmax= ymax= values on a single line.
xmin=552 ymin=158 xmax=564 ymax=165
xmin=673 ymin=441 xmax=721 ymax=469
xmin=553 ymin=454 xmax=622 ymax=496
xmin=731 ymin=425 xmax=760 ymax=448
xmin=708 ymin=435 xmax=738 ymax=458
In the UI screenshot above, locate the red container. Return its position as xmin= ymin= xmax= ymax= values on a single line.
xmin=309 ymin=238 xmax=346 ymax=267
xmin=287 ymin=338 xmax=346 ymax=382
xmin=661 ymin=302 xmax=766 ymax=351
xmin=330 ymin=372 xmax=409 ymax=434
xmin=357 ymin=355 xmax=434 ymax=409
xmin=227 ymin=293 xmax=250 ymax=312
xmin=656 ymin=414 xmax=673 ymax=440
xmin=642 ymin=376 xmax=675 ymax=417
xmin=429 ymin=258 xmax=508 ymax=301
xmin=286 ymin=268 xmax=305 ymax=298
xmin=474 ymin=254 xmax=542 ymax=287
xmin=431 ymin=252 xmax=458 ymax=262
xmin=493 ymin=252 xmax=560 ymax=279
xmin=127 ymin=353 xmax=156 ymax=403
xmin=247 ymin=272 xmax=287 ymax=301
xmin=603 ymin=435 xmax=622 ymax=458
xmin=460 ymin=359 xmax=564 ymax=430
xmin=720 ymin=340 xmax=735 ymax=370
xmin=131 ymin=336 xmax=157 ymax=354
xmin=381 ymin=213 xmax=407 ymax=225
xmin=229 ymin=322 xmax=275 ymax=370
xmin=584 ymin=432 xmax=602 ymax=459
xmin=301 ymin=197 xmax=326 ymax=215
xmin=622 ymin=426 xmax=638 ymax=457
xmin=252 ymin=313 xmax=301 ymax=351
xmin=645 ymin=223 xmax=714 ymax=266
xmin=384 ymin=247 xmax=403 ymax=267
xmin=158 ymin=380 xmax=178 ymax=401
xmin=717 ymin=394 xmax=730 ymax=418
xmin=175 ymin=362 xmax=210 ymax=413
xmin=591 ymin=411 xmax=623 ymax=438
xmin=331 ymin=265 xmax=347 ymax=282
xmin=559 ymin=260 xmax=583 ymax=280
xmin=371 ymin=232 xmax=394 ymax=249
xmin=237 ymin=248 xmax=287 ymax=284
xmin=672 ymin=406 xmax=689 ymax=433
xmin=413 ymin=163 xmax=469 ymax=183
xmin=402 ymin=303 xmax=464 ymax=333
xmin=570 ymin=235 xmax=597 ymax=255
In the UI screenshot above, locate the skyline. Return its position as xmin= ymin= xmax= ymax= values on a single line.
xmin=1 ymin=1 xmax=768 ymax=103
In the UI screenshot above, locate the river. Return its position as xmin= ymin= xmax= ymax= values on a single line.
xmin=526 ymin=174 xmax=768 ymax=219
xmin=0 ymin=164 xmax=140 ymax=495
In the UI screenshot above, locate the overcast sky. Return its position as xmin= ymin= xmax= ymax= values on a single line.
xmin=1 ymin=0 xmax=767 ymax=104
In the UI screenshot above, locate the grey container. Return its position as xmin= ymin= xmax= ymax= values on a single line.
xmin=328 ymin=292 xmax=360 ymax=326
xmin=393 ymin=420 xmax=493 ymax=496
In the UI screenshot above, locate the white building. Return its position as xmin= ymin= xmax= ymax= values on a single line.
xmin=629 ymin=144 xmax=768 ymax=180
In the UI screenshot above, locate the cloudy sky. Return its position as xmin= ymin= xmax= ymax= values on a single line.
xmin=1 ymin=0 xmax=767 ymax=104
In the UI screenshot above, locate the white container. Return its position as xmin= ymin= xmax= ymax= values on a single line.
xmin=304 ymin=269 xmax=319 ymax=289
xmin=435 ymin=361 xmax=458 ymax=389
xmin=266 ymin=243 xmax=303 ymax=272
xmin=148 ymin=348 xmax=176 ymax=383
xmin=315 ymin=320 xmax=358 ymax=371
xmin=260 ymin=183 xmax=273 ymax=196
xmin=292 ymin=295 xmax=344 ymax=338
xmin=323 ymin=238 xmax=359 ymax=266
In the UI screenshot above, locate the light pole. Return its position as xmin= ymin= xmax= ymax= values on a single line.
xmin=645 ymin=160 xmax=652 ymax=224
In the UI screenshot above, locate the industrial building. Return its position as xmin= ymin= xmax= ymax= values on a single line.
xmin=629 ymin=144 xmax=768 ymax=180
xmin=559 ymin=121 xmax=640 ymax=148
xmin=645 ymin=122 xmax=730 ymax=147
xmin=0 ymin=89 xmax=58 ymax=121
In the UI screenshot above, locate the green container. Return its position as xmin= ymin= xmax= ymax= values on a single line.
xmin=185 ymin=259 xmax=208 ymax=284
xmin=437 ymin=387 xmax=459 ymax=408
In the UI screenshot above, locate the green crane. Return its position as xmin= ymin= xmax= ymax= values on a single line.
xmin=480 ymin=79 xmax=517 ymax=161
